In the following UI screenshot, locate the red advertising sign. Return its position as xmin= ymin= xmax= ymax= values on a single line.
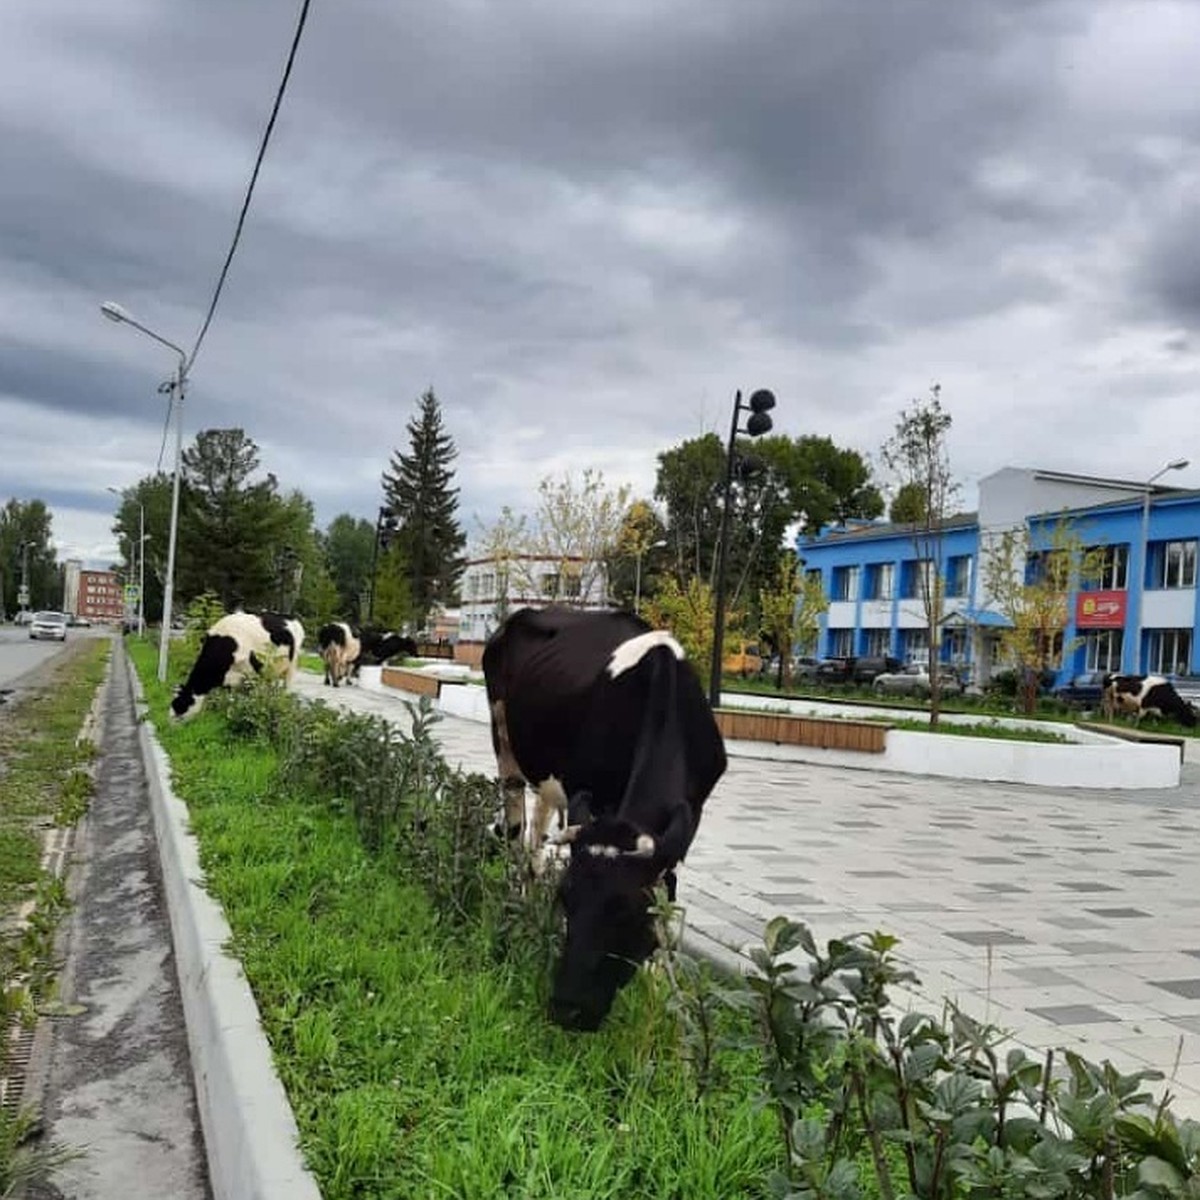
xmin=1075 ymin=589 xmax=1127 ymax=629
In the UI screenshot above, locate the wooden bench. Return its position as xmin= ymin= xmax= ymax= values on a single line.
xmin=715 ymin=709 xmax=890 ymax=753
xmin=1076 ymin=721 xmax=1187 ymax=763
xmin=381 ymin=666 xmax=441 ymax=699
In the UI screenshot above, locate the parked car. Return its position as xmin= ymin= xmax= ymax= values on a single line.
xmin=722 ymin=639 xmax=763 ymax=678
xmin=1053 ymin=670 xmax=1109 ymax=708
xmin=815 ymin=656 xmax=855 ymax=684
xmin=873 ymin=663 xmax=964 ymax=698
xmin=851 ymin=655 xmax=902 ymax=685
xmin=68 ymin=614 xmax=92 ymax=627
xmin=29 ymin=611 xmax=69 ymax=642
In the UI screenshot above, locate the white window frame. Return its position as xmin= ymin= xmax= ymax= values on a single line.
xmin=1147 ymin=628 xmax=1192 ymax=676
xmin=1158 ymin=540 xmax=1198 ymax=590
xmin=863 ymin=629 xmax=891 ymax=656
xmin=829 ymin=628 xmax=854 ymax=657
xmin=1084 ymin=629 xmax=1124 ymax=672
xmin=833 ymin=565 xmax=859 ymax=602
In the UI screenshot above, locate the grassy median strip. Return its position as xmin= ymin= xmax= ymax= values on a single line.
xmin=127 ymin=640 xmax=777 ymax=1198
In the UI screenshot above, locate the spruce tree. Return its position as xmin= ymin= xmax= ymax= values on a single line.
xmin=381 ymin=389 xmax=466 ymax=626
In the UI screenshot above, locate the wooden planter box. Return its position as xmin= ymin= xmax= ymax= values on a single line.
xmin=381 ymin=666 xmax=441 ymax=698
xmin=715 ymin=709 xmax=889 ymax=754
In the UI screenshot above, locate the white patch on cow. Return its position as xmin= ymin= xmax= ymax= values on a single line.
xmin=607 ymin=631 xmax=685 ymax=679
xmin=587 ymin=844 xmax=621 ymax=858
xmin=633 ymin=833 xmax=655 ymax=856
xmin=533 ymin=776 xmax=568 ymax=846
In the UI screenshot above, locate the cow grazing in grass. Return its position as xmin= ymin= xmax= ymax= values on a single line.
xmin=317 ymin=621 xmax=360 ymax=687
xmin=1102 ymin=673 xmax=1197 ymax=727
xmin=356 ymin=630 xmax=418 ymax=673
xmin=483 ymin=606 xmax=727 ymax=1032
xmin=171 ymin=611 xmax=304 ymax=721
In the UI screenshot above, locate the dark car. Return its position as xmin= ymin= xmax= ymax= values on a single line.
xmin=815 ymin=657 xmax=855 ymax=684
xmin=851 ymin=655 xmax=902 ymax=685
xmin=1053 ymin=670 xmax=1109 ymax=708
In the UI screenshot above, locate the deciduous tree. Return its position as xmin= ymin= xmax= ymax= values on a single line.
xmin=759 ymin=552 xmax=829 ymax=688
xmin=0 ymin=499 xmax=57 ymax=614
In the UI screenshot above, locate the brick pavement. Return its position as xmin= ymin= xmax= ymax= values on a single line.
xmin=293 ymin=671 xmax=1200 ymax=1116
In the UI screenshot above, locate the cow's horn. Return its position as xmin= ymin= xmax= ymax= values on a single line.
xmin=622 ymin=834 xmax=656 ymax=858
xmin=550 ymin=825 xmax=582 ymax=845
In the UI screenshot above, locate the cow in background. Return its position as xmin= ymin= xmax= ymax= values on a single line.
xmin=356 ymin=630 xmax=418 ymax=673
xmin=483 ymin=606 xmax=727 ymax=1032
xmin=317 ymin=621 xmax=360 ymax=687
xmin=1102 ymin=673 xmax=1197 ymax=727
xmin=171 ymin=611 xmax=304 ymax=720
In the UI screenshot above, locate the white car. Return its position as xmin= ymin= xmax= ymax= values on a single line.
xmin=29 ymin=611 xmax=69 ymax=641
xmin=872 ymin=663 xmax=963 ymax=698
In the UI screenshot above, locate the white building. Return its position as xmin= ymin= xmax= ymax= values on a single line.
xmin=457 ymin=554 xmax=610 ymax=646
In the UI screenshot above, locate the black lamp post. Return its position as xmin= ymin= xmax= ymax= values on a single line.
xmin=708 ymin=388 xmax=776 ymax=709
xmin=367 ymin=506 xmax=400 ymax=623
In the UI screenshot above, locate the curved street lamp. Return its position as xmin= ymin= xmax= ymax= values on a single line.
xmin=100 ymin=301 xmax=189 ymax=681
xmin=1133 ymin=457 xmax=1189 ymax=673
xmin=709 ymin=388 xmax=777 ymax=708
xmin=634 ymin=538 xmax=668 ymax=616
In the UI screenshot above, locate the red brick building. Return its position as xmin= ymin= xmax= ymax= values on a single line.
xmin=67 ymin=566 xmax=125 ymax=622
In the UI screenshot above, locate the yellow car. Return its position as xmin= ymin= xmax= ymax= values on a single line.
xmin=722 ymin=640 xmax=762 ymax=678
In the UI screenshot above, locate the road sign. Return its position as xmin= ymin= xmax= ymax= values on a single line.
xmin=17 ymin=586 xmax=29 ymax=607
xmin=124 ymin=585 xmax=140 ymax=603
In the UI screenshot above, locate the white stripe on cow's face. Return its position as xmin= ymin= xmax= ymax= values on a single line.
xmin=607 ymin=631 xmax=685 ymax=679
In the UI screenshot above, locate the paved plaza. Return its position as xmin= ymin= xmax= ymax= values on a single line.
xmin=293 ymin=672 xmax=1200 ymax=1116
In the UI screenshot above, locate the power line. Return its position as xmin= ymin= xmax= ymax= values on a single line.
xmin=186 ymin=0 xmax=313 ymax=373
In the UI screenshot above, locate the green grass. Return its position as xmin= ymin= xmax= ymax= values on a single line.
xmin=129 ymin=640 xmax=779 ymax=1198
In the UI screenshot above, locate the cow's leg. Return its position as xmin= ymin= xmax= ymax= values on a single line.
xmin=489 ymin=701 xmax=527 ymax=842
xmin=533 ymin=776 xmax=568 ymax=848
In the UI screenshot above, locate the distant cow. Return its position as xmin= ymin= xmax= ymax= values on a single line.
xmin=1102 ymin=673 xmax=1197 ymax=728
xmin=317 ymin=621 xmax=360 ymax=687
xmin=356 ymin=629 xmax=418 ymax=673
xmin=171 ymin=611 xmax=304 ymax=720
xmin=483 ymin=606 xmax=727 ymax=1032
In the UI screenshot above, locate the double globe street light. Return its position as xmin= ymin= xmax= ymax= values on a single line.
xmin=100 ymin=301 xmax=188 ymax=682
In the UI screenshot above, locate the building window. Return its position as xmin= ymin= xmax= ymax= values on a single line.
xmin=1086 ymin=544 xmax=1128 ymax=590
xmin=1084 ymin=629 xmax=1124 ymax=672
xmin=540 ymin=573 xmax=559 ymax=598
xmin=831 ymin=565 xmax=859 ymax=602
xmin=943 ymin=628 xmax=967 ymax=663
xmin=900 ymin=560 xmax=931 ymax=600
xmin=1155 ymin=540 xmax=1198 ymax=590
xmin=946 ymin=555 xmax=971 ymax=598
xmin=865 ymin=562 xmax=894 ymax=601
xmin=1147 ymin=629 xmax=1192 ymax=676
xmin=829 ymin=628 xmax=854 ymax=657
xmin=863 ymin=629 xmax=891 ymax=656
xmin=900 ymin=628 xmax=928 ymax=662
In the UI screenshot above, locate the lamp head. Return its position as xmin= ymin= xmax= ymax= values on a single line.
xmin=100 ymin=301 xmax=129 ymax=324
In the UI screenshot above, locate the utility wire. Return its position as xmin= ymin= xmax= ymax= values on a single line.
xmin=186 ymin=0 xmax=313 ymax=373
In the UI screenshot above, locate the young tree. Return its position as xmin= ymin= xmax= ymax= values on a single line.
xmin=473 ymin=505 xmax=533 ymax=628
xmin=529 ymin=468 xmax=630 ymax=606
xmin=982 ymin=517 xmax=1106 ymax=714
xmin=110 ymin=474 xmax=174 ymax=621
xmin=643 ymin=575 xmax=722 ymax=681
xmin=371 ymin=543 xmax=416 ymax=630
xmin=323 ymin=514 xmax=376 ymax=620
xmin=881 ymin=385 xmax=958 ymax=726
xmin=888 ymin=481 xmax=928 ymax=524
xmin=0 ymin=499 xmax=58 ymax=613
xmin=611 ymin=499 xmax=668 ymax=613
xmin=382 ymin=389 xmax=466 ymax=627
xmin=759 ymin=552 xmax=829 ymax=689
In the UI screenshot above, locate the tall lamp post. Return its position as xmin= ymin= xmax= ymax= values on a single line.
xmin=100 ymin=301 xmax=188 ymax=682
xmin=107 ymin=487 xmax=148 ymax=637
xmin=1133 ymin=457 xmax=1189 ymax=673
xmin=367 ymin=506 xmax=401 ymax=623
xmin=634 ymin=538 xmax=667 ymax=616
xmin=708 ymin=388 xmax=776 ymax=709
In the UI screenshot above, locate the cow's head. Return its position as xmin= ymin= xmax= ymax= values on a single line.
xmin=169 ymin=685 xmax=202 ymax=721
xmin=548 ymin=814 xmax=664 ymax=1032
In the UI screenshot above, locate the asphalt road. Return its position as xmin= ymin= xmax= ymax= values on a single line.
xmin=0 ymin=624 xmax=107 ymax=693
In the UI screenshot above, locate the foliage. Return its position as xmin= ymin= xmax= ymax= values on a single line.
xmin=880 ymin=386 xmax=959 ymax=727
xmin=660 ymin=913 xmax=1199 ymax=1200
xmin=643 ymin=574 xmax=723 ymax=678
xmin=610 ymin=499 xmax=669 ymax=611
xmin=381 ymin=388 xmax=466 ymax=626
xmin=321 ymin=513 xmax=376 ymax=621
xmin=889 ymin=481 xmax=929 ymax=524
xmin=180 ymin=590 xmax=229 ymax=660
xmin=369 ymin=543 xmax=416 ymax=631
xmin=529 ymin=467 xmax=630 ymax=606
xmin=472 ymin=505 xmax=533 ymax=631
xmin=0 ymin=498 xmax=58 ymax=615
xmin=982 ymin=518 xmax=1107 ymax=715
xmin=760 ymin=553 xmax=829 ymax=688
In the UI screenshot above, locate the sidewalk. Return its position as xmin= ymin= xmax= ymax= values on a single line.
xmin=294 ymin=670 xmax=1200 ymax=1117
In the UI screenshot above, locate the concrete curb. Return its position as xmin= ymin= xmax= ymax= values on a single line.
xmin=126 ymin=651 xmax=323 ymax=1200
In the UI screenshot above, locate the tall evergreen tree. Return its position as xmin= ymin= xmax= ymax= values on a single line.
xmin=381 ymin=389 xmax=465 ymax=625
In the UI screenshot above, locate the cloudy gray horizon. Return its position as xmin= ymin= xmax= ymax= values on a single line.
xmin=4 ymin=0 xmax=1199 ymax=568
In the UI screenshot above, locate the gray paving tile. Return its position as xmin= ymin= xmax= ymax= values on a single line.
xmin=946 ymin=930 xmax=1030 ymax=947
xmin=1055 ymin=941 xmax=1130 ymax=955
xmin=755 ymin=892 xmax=824 ymax=906
xmin=1123 ymin=869 xmax=1175 ymax=878
xmin=976 ymin=883 xmax=1030 ymax=893
xmin=848 ymin=870 xmax=907 ymax=878
xmin=1151 ymin=980 xmax=1200 ymax=1000
xmin=1010 ymin=967 xmax=1079 ymax=987
xmin=1085 ymin=907 xmax=1152 ymax=919
xmin=965 ymin=855 xmax=1018 ymax=864
xmin=1029 ymin=1004 xmax=1119 ymax=1025
xmin=1057 ymin=882 xmax=1121 ymax=892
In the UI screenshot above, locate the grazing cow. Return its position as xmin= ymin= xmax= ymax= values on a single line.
xmin=171 ymin=611 xmax=304 ymax=720
xmin=1102 ymin=673 xmax=1197 ymax=727
xmin=317 ymin=621 xmax=360 ymax=687
xmin=356 ymin=629 xmax=418 ymax=673
xmin=483 ymin=606 xmax=727 ymax=1032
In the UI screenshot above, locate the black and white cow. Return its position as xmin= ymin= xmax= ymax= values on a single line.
xmin=483 ymin=606 xmax=727 ymax=1032
xmin=1102 ymin=673 xmax=1197 ymax=727
xmin=171 ymin=611 xmax=305 ymax=720
xmin=317 ymin=621 xmax=360 ymax=687
xmin=356 ymin=629 xmax=418 ymax=674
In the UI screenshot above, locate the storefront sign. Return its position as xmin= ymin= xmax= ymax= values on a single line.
xmin=1075 ymin=589 xmax=1126 ymax=629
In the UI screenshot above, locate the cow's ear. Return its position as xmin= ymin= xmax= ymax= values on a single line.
xmin=567 ymin=790 xmax=594 ymax=825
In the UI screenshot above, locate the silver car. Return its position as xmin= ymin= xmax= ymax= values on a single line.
xmin=29 ymin=610 xmax=69 ymax=641
xmin=872 ymin=663 xmax=963 ymax=698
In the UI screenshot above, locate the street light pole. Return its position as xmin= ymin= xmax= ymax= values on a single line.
xmin=634 ymin=538 xmax=667 ymax=616
xmin=107 ymin=486 xmax=147 ymax=637
xmin=708 ymin=388 xmax=776 ymax=710
xmin=1133 ymin=457 xmax=1189 ymax=673
xmin=100 ymin=301 xmax=188 ymax=682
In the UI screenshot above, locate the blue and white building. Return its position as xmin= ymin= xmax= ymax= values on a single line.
xmin=798 ymin=467 xmax=1200 ymax=686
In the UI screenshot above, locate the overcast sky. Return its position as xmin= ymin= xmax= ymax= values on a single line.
xmin=4 ymin=0 xmax=1199 ymax=568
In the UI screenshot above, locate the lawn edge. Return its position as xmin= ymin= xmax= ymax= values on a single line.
xmin=125 ymin=647 xmax=323 ymax=1200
